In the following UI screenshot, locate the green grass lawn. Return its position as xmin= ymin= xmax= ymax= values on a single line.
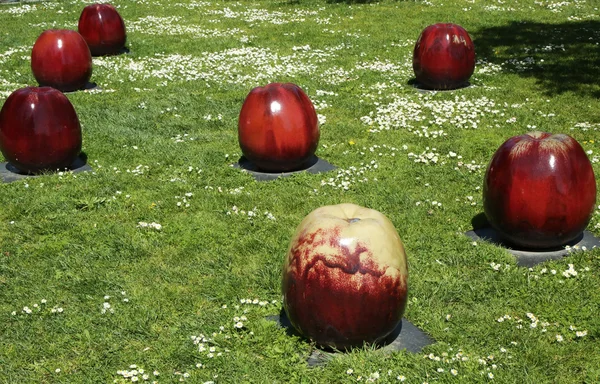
xmin=1 ymin=0 xmax=600 ymax=382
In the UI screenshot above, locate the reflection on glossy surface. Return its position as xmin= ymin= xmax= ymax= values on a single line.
xmin=282 ymin=203 xmax=408 ymax=350
xmin=31 ymin=29 xmax=92 ymax=92
xmin=413 ymin=23 xmax=475 ymax=90
xmin=78 ymin=3 xmax=127 ymax=56
xmin=483 ymin=132 xmax=596 ymax=249
xmin=0 ymin=87 xmax=82 ymax=174
xmin=238 ymin=83 xmax=319 ymax=172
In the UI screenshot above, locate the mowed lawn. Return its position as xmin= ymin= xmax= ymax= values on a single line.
xmin=0 ymin=0 xmax=599 ymax=383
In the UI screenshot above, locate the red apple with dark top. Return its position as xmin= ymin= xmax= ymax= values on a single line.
xmin=413 ymin=23 xmax=475 ymax=90
xmin=282 ymin=203 xmax=408 ymax=350
xmin=0 ymin=87 xmax=82 ymax=174
xmin=31 ymin=29 xmax=92 ymax=92
xmin=483 ymin=132 xmax=596 ymax=249
xmin=78 ymin=3 xmax=126 ymax=56
xmin=238 ymin=82 xmax=319 ymax=172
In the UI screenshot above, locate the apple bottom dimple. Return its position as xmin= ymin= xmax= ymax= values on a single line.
xmin=283 ymin=261 xmax=407 ymax=350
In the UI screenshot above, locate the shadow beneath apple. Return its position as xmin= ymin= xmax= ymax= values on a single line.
xmin=268 ymin=309 xmax=435 ymax=366
xmin=408 ymin=78 xmax=473 ymax=93
xmin=234 ymin=155 xmax=336 ymax=181
xmin=59 ymin=82 xmax=99 ymax=94
xmin=466 ymin=213 xmax=600 ymax=267
xmin=92 ymin=47 xmax=130 ymax=57
xmin=326 ymin=0 xmax=380 ymax=3
xmin=82 ymin=82 xmax=98 ymax=91
xmin=0 ymin=153 xmax=92 ymax=183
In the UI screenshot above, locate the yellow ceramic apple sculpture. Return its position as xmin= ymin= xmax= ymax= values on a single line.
xmin=282 ymin=203 xmax=408 ymax=350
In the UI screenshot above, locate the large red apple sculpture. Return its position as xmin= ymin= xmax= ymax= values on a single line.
xmin=413 ymin=23 xmax=475 ymax=90
xmin=0 ymin=87 xmax=82 ymax=174
xmin=31 ymin=29 xmax=92 ymax=92
xmin=238 ymin=82 xmax=319 ymax=172
xmin=483 ymin=132 xmax=596 ymax=249
xmin=78 ymin=3 xmax=127 ymax=56
xmin=282 ymin=203 xmax=408 ymax=350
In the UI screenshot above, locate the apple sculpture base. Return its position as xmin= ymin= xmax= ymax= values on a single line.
xmin=268 ymin=310 xmax=434 ymax=366
xmin=410 ymin=79 xmax=473 ymax=93
xmin=63 ymin=81 xmax=99 ymax=94
xmin=234 ymin=155 xmax=336 ymax=181
xmin=465 ymin=226 xmax=600 ymax=268
xmin=0 ymin=156 xmax=91 ymax=183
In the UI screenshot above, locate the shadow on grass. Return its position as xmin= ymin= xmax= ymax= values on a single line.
xmin=472 ymin=20 xmax=600 ymax=97
xmin=325 ymin=0 xmax=380 ymax=3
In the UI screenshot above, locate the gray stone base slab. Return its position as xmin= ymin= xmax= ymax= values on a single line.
xmin=1 ymin=156 xmax=92 ymax=183
xmin=234 ymin=155 xmax=336 ymax=181
xmin=268 ymin=311 xmax=435 ymax=367
xmin=466 ymin=227 xmax=600 ymax=267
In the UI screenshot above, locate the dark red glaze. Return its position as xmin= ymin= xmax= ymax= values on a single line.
xmin=483 ymin=132 xmax=596 ymax=249
xmin=78 ymin=3 xmax=126 ymax=56
xmin=0 ymin=87 xmax=82 ymax=174
xmin=282 ymin=226 xmax=407 ymax=350
xmin=238 ymin=82 xmax=319 ymax=172
xmin=413 ymin=23 xmax=475 ymax=90
xmin=31 ymin=29 xmax=92 ymax=92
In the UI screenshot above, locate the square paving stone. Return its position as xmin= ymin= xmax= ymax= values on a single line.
xmin=1 ymin=156 xmax=92 ymax=183
xmin=465 ymin=227 xmax=600 ymax=267
xmin=234 ymin=155 xmax=336 ymax=181
xmin=268 ymin=310 xmax=435 ymax=367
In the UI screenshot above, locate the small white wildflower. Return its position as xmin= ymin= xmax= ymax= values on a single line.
xmin=576 ymin=330 xmax=588 ymax=337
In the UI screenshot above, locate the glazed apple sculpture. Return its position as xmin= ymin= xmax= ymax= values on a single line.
xmin=413 ymin=23 xmax=475 ymax=90
xmin=31 ymin=29 xmax=92 ymax=92
xmin=78 ymin=3 xmax=127 ymax=56
xmin=0 ymin=87 xmax=82 ymax=174
xmin=483 ymin=132 xmax=596 ymax=249
xmin=238 ymin=82 xmax=319 ymax=172
xmin=282 ymin=203 xmax=408 ymax=350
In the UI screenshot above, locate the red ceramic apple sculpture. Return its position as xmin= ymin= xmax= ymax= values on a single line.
xmin=483 ymin=132 xmax=596 ymax=249
xmin=31 ymin=29 xmax=92 ymax=92
xmin=0 ymin=87 xmax=82 ymax=174
xmin=78 ymin=3 xmax=126 ymax=56
xmin=413 ymin=23 xmax=475 ymax=90
xmin=238 ymin=82 xmax=319 ymax=172
xmin=282 ymin=203 xmax=408 ymax=350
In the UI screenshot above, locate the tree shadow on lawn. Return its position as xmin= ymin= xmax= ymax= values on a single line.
xmin=472 ymin=20 xmax=600 ymax=97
